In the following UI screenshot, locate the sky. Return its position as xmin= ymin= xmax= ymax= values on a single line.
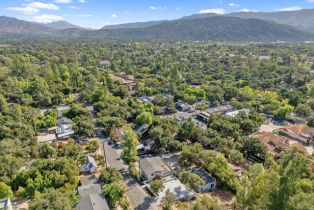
xmin=1 ymin=0 xmax=314 ymax=29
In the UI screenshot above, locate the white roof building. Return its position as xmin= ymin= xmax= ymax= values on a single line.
xmin=155 ymin=175 xmax=194 ymax=205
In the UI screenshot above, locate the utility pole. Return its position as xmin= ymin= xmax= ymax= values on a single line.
xmin=103 ymin=140 xmax=108 ymax=168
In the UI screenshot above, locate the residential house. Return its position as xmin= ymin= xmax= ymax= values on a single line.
xmin=126 ymin=184 xmax=158 ymax=210
xmin=81 ymin=156 xmax=97 ymax=174
xmin=137 ymin=144 xmax=152 ymax=155
xmin=78 ymin=184 xmax=102 ymax=198
xmin=77 ymin=184 xmax=110 ymax=210
xmin=135 ymin=124 xmax=150 ymax=138
xmin=225 ymin=109 xmax=249 ymax=117
xmin=139 ymin=156 xmax=172 ymax=182
xmin=110 ymin=128 xmax=124 ymax=144
xmin=278 ymin=124 xmax=314 ymax=145
xmin=155 ymin=175 xmax=194 ymax=205
xmin=160 ymin=93 xmax=174 ymax=100
xmin=196 ymin=105 xmax=236 ymax=122
xmin=252 ymin=131 xmax=307 ymax=157
xmin=175 ymin=102 xmax=190 ymax=112
xmin=207 ymin=105 xmax=235 ymax=115
xmin=56 ymin=117 xmax=74 ymax=140
xmin=56 ymin=124 xmax=75 ymax=140
xmin=191 ymin=167 xmax=216 ymax=193
xmin=0 ymin=198 xmax=12 ymax=210
xmin=138 ymin=96 xmax=154 ymax=104
xmin=162 ymin=153 xmax=181 ymax=171
xmin=196 ymin=111 xmax=210 ymax=122
xmin=36 ymin=133 xmax=57 ymax=144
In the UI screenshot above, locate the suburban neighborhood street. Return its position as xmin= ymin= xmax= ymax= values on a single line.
xmin=102 ymin=140 xmax=158 ymax=210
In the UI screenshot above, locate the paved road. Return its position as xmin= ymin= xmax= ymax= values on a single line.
xmin=102 ymin=140 xmax=157 ymax=210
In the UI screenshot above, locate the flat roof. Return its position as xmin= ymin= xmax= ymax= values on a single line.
xmin=156 ymin=175 xmax=194 ymax=205
xmin=36 ymin=134 xmax=57 ymax=143
xmin=207 ymin=105 xmax=234 ymax=114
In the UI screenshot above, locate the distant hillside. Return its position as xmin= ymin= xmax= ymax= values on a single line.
xmin=0 ymin=16 xmax=54 ymax=35
xmin=180 ymin=9 xmax=314 ymax=33
xmin=86 ymin=16 xmax=314 ymax=42
xmin=102 ymin=20 xmax=167 ymax=29
xmin=227 ymin=9 xmax=314 ymax=33
xmin=0 ymin=15 xmax=313 ymax=42
xmin=46 ymin=21 xmax=81 ymax=30
xmin=100 ymin=9 xmax=314 ymax=33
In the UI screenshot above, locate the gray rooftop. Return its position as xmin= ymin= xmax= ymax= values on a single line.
xmin=207 ymin=105 xmax=234 ymax=114
xmin=78 ymin=184 xmax=102 ymax=198
xmin=126 ymin=184 xmax=158 ymax=210
xmin=191 ymin=167 xmax=216 ymax=184
xmin=140 ymin=156 xmax=171 ymax=176
xmin=76 ymin=194 xmax=110 ymax=210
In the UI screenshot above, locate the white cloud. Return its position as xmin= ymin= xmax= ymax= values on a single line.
xmin=32 ymin=14 xmax=63 ymax=23
xmin=54 ymin=0 xmax=72 ymax=3
xmin=111 ymin=13 xmax=117 ymax=18
xmin=241 ymin=8 xmax=257 ymax=12
xmin=6 ymin=1 xmax=59 ymax=14
xmin=228 ymin=3 xmax=239 ymax=7
xmin=78 ymin=0 xmax=85 ymax=3
xmin=76 ymin=14 xmax=92 ymax=17
xmin=6 ymin=6 xmax=38 ymax=14
xmin=149 ymin=6 xmax=167 ymax=10
xmin=307 ymin=0 xmax=314 ymax=2
xmin=68 ymin=6 xmax=80 ymax=10
xmin=199 ymin=8 xmax=225 ymax=14
xmin=278 ymin=6 xmax=303 ymax=12
xmin=28 ymin=2 xmax=59 ymax=10
xmin=176 ymin=7 xmax=181 ymax=11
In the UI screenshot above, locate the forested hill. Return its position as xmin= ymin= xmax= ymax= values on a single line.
xmin=0 ymin=15 xmax=314 ymax=42
xmin=0 ymin=16 xmax=54 ymax=35
xmin=76 ymin=16 xmax=314 ymax=42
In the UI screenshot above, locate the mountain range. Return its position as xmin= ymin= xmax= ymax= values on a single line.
xmin=1 ymin=9 xmax=314 ymax=42
xmin=45 ymin=21 xmax=81 ymax=30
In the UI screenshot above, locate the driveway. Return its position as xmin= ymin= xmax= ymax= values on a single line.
xmin=102 ymin=140 xmax=158 ymax=210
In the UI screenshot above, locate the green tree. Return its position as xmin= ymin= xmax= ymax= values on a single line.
xmin=190 ymin=195 xmax=223 ymax=210
xmin=236 ymin=164 xmax=279 ymax=210
xmin=99 ymin=167 xmax=123 ymax=185
xmin=136 ymin=111 xmax=153 ymax=125
xmin=178 ymin=171 xmax=205 ymax=192
xmin=308 ymin=116 xmax=314 ymax=127
xmin=295 ymin=104 xmax=311 ymax=118
xmin=38 ymin=143 xmax=57 ymax=159
xmin=272 ymin=152 xmax=312 ymax=210
xmin=121 ymin=128 xmax=138 ymax=165
xmin=149 ymin=179 xmax=165 ymax=194
xmin=0 ymin=182 xmax=13 ymax=199
xmin=161 ymin=189 xmax=176 ymax=210
xmin=29 ymin=188 xmax=74 ymax=210
xmin=86 ymin=139 xmax=99 ymax=152
xmin=73 ymin=115 xmax=94 ymax=137
xmin=273 ymin=104 xmax=294 ymax=120
xmin=103 ymin=180 xmax=127 ymax=208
